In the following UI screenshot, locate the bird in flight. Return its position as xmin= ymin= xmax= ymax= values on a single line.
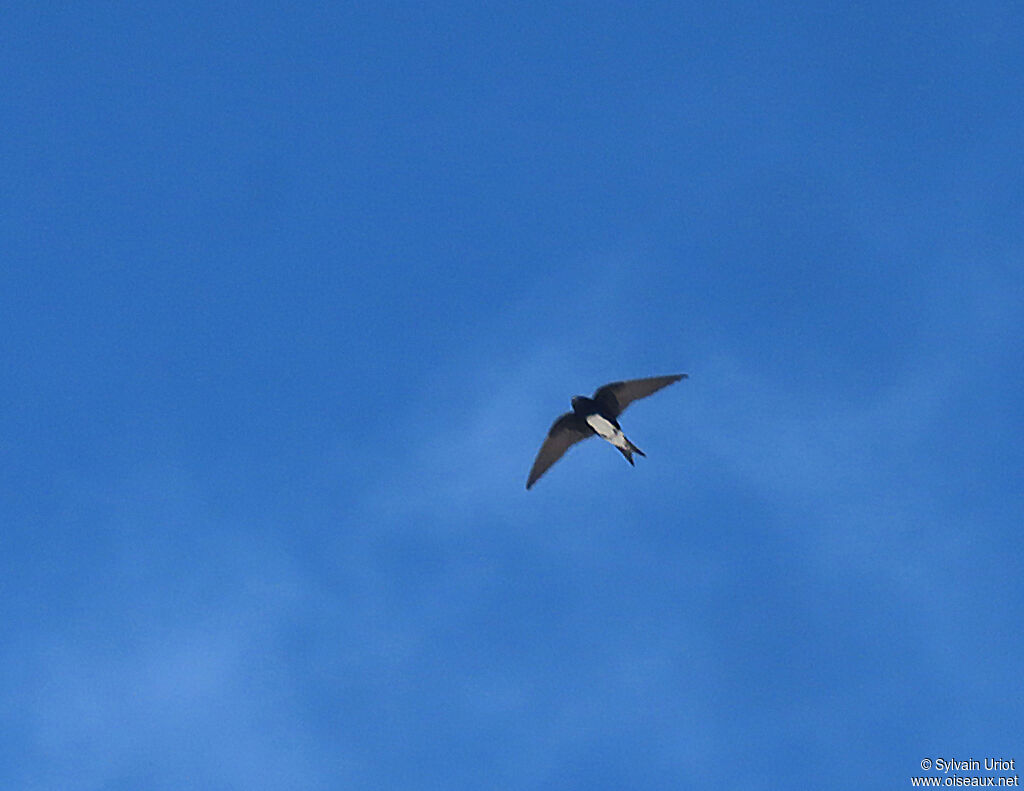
xmin=526 ymin=374 xmax=687 ymax=489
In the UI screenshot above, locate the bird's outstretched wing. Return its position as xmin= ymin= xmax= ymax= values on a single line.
xmin=592 ymin=374 xmax=687 ymax=418
xmin=526 ymin=412 xmax=592 ymax=489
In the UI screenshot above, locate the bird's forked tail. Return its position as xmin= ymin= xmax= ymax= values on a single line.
xmin=617 ymin=437 xmax=646 ymax=466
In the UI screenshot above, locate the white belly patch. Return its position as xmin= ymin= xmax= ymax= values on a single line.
xmin=585 ymin=414 xmax=625 ymax=446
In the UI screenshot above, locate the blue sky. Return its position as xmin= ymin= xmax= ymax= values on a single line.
xmin=3 ymin=2 xmax=1023 ymax=789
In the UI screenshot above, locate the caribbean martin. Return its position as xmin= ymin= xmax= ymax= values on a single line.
xmin=526 ymin=374 xmax=687 ymax=489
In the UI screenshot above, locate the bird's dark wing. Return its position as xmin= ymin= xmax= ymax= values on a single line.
xmin=526 ymin=412 xmax=592 ymax=489
xmin=592 ymin=374 xmax=687 ymax=417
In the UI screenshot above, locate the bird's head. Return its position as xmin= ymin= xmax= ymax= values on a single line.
xmin=571 ymin=395 xmax=584 ymax=410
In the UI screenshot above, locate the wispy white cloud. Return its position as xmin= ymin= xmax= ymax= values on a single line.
xmin=6 ymin=467 xmax=349 ymax=791
xmin=7 ymin=250 xmax=1020 ymax=789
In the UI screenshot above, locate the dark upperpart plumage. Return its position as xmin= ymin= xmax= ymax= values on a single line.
xmin=526 ymin=374 xmax=687 ymax=489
